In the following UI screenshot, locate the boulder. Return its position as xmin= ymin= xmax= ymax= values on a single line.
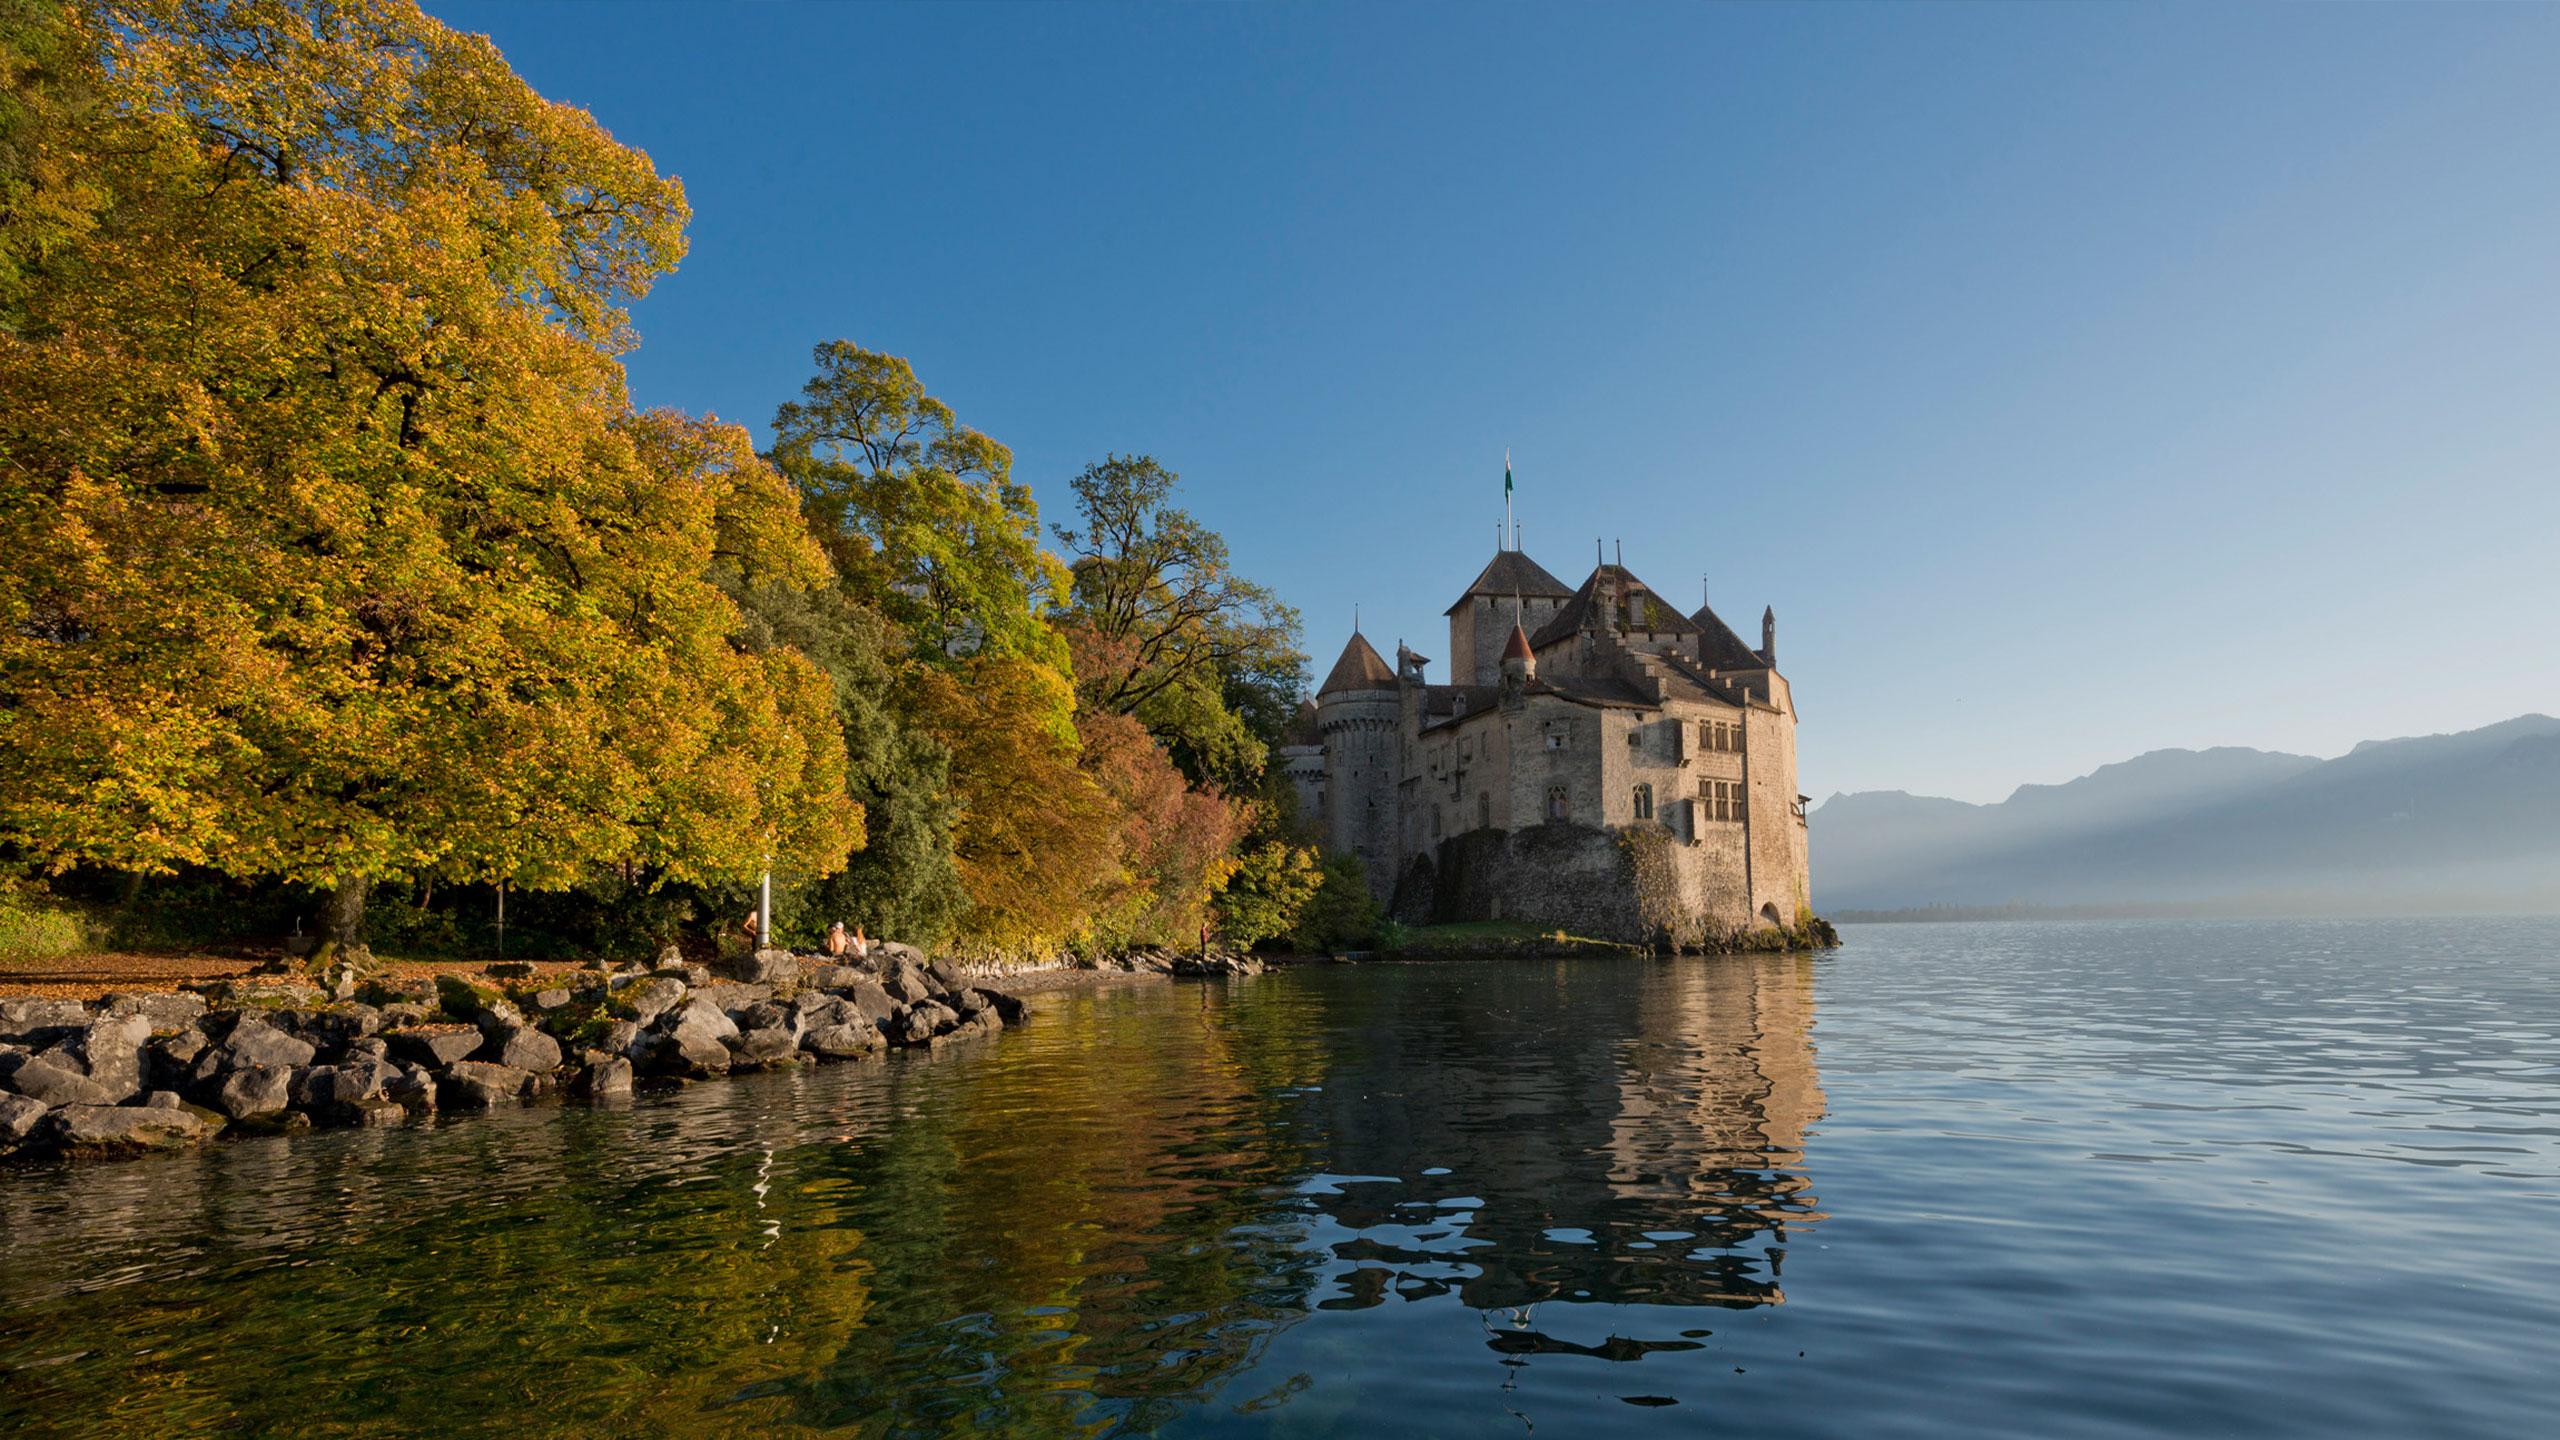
xmin=691 ymin=982 xmax=773 ymax=1021
xmin=0 ymin=997 xmax=88 ymax=1047
xmin=726 ymin=1026 xmax=799 ymax=1068
xmin=342 ymin=1097 xmax=408 ymax=1128
xmin=144 ymin=1090 xmax=184 ymax=1110
xmin=735 ymin=948 xmax=800 ymax=985
xmin=358 ymin=979 xmax=440 ymax=1010
xmin=621 ymin=977 xmax=687 ymax=1028
xmin=149 ymin=1029 xmax=210 ymax=1091
xmin=188 ymin=978 xmax=325 ymax=1008
xmin=574 ymin=1056 xmax=633 ymax=1098
xmin=925 ymin=958 xmax=965 ymax=994
xmin=479 ymin=1025 xmax=563 ymax=1074
xmin=663 ymin=996 xmax=740 ymax=1042
xmin=653 ymin=943 xmax=686 ymax=969
xmin=892 ymin=1002 xmax=955 ymax=1047
xmin=377 ymin=1000 xmax=433 ymax=1027
xmin=45 ymin=1103 xmax=209 ymax=1153
xmin=483 ymin=960 xmax=537 ymax=979
xmin=66 ymin=1013 xmax=153 ymax=1102
xmin=210 ymin=1064 xmax=293 ymax=1120
xmin=791 ymin=994 xmax=851 ymax=1031
xmin=0 ymin=1093 xmax=47 ymax=1147
xmin=388 ymin=1064 xmax=439 ymax=1113
xmin=4 ymin=1054 xmax=115 ymax=1108
xmin=531 ymin=988 xmax=572 ymax=1011
xmin=385 ymin=1025 xmax=483 ymax=1069
xmin=882 ymin=963 xmax=934 ymax=1006
xmin=344 ymin=1035 xmax=391 ymax=1061
xmin=806 ymin=964 xmax=866 ymax=991
xmin=872 ymin=940 xmax=931 ymax=970
xmin=434 ymin=973 xmax=510 ymax=1024
xmin=841 ymin=981 xmax=899 ymax=1027
xmin=440 ymin=1061 xmax=528 ymax=1108
xmin=932 ymin=1010 xmax=1002 ymax=1045
xmin=979 ymin=988 xmax=1028 ymax=1026
xmin=597 ymin=1019 xmax=641 ymax=1057
xmin=632 ymin=1029 xmax=730 ymax=1079
xmin=802 ymin=1022 xmax=883 ymax=1058
xmin=219 ymin=1017 xmax=317 ymax=1071
xmin=292 ymin=1056 xmax=397 ymax=1112
xmin=102 ymin=992 xmax=210 ymax=1031
xmin=737 ymin=1000 xmax=797 ymax=1036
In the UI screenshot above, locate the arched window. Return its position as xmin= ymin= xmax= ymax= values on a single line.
xmin=1632 ymin=783 xmax=1654 ymax=821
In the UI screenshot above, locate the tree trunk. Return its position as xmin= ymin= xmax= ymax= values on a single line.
xmin=308 ymin=875 xmax=370 ymax=970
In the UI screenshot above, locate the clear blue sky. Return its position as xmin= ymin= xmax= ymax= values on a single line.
xmin=428 ymin=1 xmax=2560 ymax=803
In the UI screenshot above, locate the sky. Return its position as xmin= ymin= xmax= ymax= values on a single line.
xmin=426 ymin=1 xmax=2560 ymax=804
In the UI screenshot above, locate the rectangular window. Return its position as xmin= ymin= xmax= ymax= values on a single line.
xmin=1546 ymin=785 xmax=1569 ymax=821
xmin=1627 ymin=725 xmax=1642 ymax=749
xmin=1716 ymin=780 xmax=1735 ymax=821
xmin=1731 ymin=721 xmax=1745 ymax=753
xmin=1478 ymin=792 xmax=1491 ymax=829
xmin=1633 ymin=783 xmax=1654 ymax=820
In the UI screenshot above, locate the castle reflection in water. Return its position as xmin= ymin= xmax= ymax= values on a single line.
xmin=1285 ymin=952 xmax=1826 ymax=1314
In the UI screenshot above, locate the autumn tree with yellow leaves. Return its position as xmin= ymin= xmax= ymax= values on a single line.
xmin=0 ymin=0 xmax=855 ymax=959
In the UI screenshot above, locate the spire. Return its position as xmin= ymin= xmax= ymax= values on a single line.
xmin=1761 ymin=605 xmax=1777 ymax=666
xmin=1318 ymin=631 xmax=1397 ymax=696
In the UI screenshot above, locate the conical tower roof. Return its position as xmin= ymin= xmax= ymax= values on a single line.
xmin=1317 ymin=631 xmax=1398 ymax=696
xmin=1690 ymin=602 xmax=1768 ymax=670
xmin=1444 ymin=550 xmax=1576 ymax=615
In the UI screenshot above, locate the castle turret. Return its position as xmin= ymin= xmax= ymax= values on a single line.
xmin=1315 ymin=630 xmax=1401 ymax=899
xmin=1498 ymin=621 xmax=1535 ymax=706
xmin=1761 ymin=606 xmax=1776 ymax=667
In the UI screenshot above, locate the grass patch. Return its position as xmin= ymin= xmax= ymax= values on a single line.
xmin=0 ymin=900 xmax=97 ymax=963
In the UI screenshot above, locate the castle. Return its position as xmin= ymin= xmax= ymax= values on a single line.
xmin=1282 ymin=543 xmax=1812 ymax=946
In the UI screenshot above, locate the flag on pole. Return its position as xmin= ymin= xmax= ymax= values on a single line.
xmin=1505 ymin=449 xmax=1513 ymax=499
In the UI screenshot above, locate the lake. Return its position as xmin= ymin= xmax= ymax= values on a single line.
xmin=4 ymin=917 xmax=2557 ymax=1438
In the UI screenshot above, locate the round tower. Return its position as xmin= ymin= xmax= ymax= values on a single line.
xmin=1315 ymin=630 xmax=1402 ymax=900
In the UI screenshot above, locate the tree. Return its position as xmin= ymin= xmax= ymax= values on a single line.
xmin=903 ymin=654 xmax=1118 ymax=954
xmin=0 ymin=0 xmax=855 ymax=959
xmin=1053 ymin=456 xmax=1305 ymax=788
xmin=1076 ymin=710 xmax=1251 ymax=950
xmin=769 ymin=342 xmax=1072 ymax=716
xmin=1288 ymin=851 xmax=1379 ymax=953
xmin=1213 ymin=839 xmax=1321 ymax=950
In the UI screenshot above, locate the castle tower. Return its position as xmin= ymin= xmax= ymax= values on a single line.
xmin=1315 ymin=630 xmax=1401 ymax=899
xmin=1446 ymin=551 xmax=1575 ymax=685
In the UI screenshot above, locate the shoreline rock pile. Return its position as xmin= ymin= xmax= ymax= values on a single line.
xmin=0 ymin=943 xmax=1025 ymax=1162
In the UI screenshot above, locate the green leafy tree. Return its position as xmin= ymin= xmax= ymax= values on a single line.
xmin=1288 ymin=851 xmax=1380 ymax=952
xmin=1212 ymin=839 xmax=1321 ymax=949
xmin=0 ymin=0 xmax=855 ymax=960
xmin=1053 ymin=455 xmax=1305 ymax=789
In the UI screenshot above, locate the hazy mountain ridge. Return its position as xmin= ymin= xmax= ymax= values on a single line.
xmin=1813 ymin=715 xmax=2560 ymax=912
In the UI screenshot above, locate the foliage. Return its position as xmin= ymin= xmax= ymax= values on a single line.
xmin=0 ymin=1 xmax=854 ymax=947
xmin=1288 ymin=850 xmax=1380 ymax=952
xmin=769 ymin=342 xmax=1071 ymax=698
xmin=1212 ymin=838 xmax=1321 ymax=949
xmin=1077 ymin=709 xmax=1252 ymax=950
xmin=0 ymin=893 xmax=89 ymax=960
xmin=1053 ymin=455 xmax=1304 ymax=789
xmin=904 ymin=654 xmax=1119 ymax=954
xmin=723 ymin=574 xmax=966 ymax=948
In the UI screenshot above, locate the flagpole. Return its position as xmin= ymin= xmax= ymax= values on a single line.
xmin=1503 ymin=449 xmax=1513 ymax=552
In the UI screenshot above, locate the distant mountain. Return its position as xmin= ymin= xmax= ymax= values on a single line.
xmin=1812 ymin=715 xmax=2560 ymax=913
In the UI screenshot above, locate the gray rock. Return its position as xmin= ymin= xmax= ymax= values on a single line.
xmin=691 ymin=982 xmax=773 ymax=1020
xmin=389 ymin=1064 xmax=438 ymax=1113
xmin=479 ymin=1025 xmax=562 ymax=1074
xmin=70 ymin=1013 xmax=153 ymax=1102
xmin=531 ymin=988 xmax=572 ymax=1011
xmin=872 ymin=940 xmax=931 ymax=970
xmin=5 ymin=1054 xmax=115 ymax=1108
xmin=736 ymin=948 xmax=800 ymax=985
xmin=882 ymin=963 xmax=934 ymax=1006
xmin=103 ymin=992 xmax=210 ymax=1031
xmin=802 ymin=1022 xmax=883 ymax=1058
xmin=842 ymin=981 xmax=899 ymax=1027
xmin=738 ymin=1000 xmax=797 ymax=1035
xmin=378 ymin=1001 xmax=432 ymax=1027
xmin=932 ymin=1010 xmax=1003 ymax=1045
xmin=925 ymin=958 xmax=964 ymax=994
xmin=950 ymin=988 xmax=990 ymax=1017
xmin=220 ymin=1018 xmax=317 ymax=1071
xmin=484 ymin=960 xmax=537 ymax=979
xmin=144 ymin=1090 xmax=183 ymax=1110
xmin=344 ymin=1035 xmax=390 ymax=1060
xmin=440 ymin=1061 xmax=528 ymax=1108
xmin=662 ymin=996 xmax=740 ymax=1042
xmin=791 ymin=994 xmax=851 ymax=1031
xmin=295 ymin=1056 xmax=397 ymax=1111
xmin=46 ymin=1103 xmax=209 ymax=1152
xmin=726 ymin=1026 xmax=799 ymax=1068
xmin=654 ymin=943 xmax=686 ymax=969
xmin=892 ymin=1002 xmax=954 ymax=1047
xmin=0 ymin=997 xmax=88 ymax=1047
xmin=211 ymin=1064 xmax=293 ymax=1119
xmin=622 ymin=977 xmax=687 ymax=1028
xmin=598 ymin=1019 xmax=642 ymax=1057
xmin=574 ymin=1056 xmax=634 ymax=1097
xmin=632 ymin=1029 xmax=730 ymax=1079
xmin=343 ymin=1097 xmax=408 ymax=1128
xmin=979 ymin=988 xmax=1028 ymax=1026
xmin=191 ymin=978 xmax=324 ymax=1008
xmin=806 ymin=964 xmax=866 ymax=991
xmin=0 ymin=1092 xmax=47 ymax=1145
xmin=385 ymin=1026 xmax=483 ymax=1069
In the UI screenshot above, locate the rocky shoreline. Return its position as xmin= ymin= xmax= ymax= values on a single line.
xmin=0 ymin=944 xmax=1029 ymax=1163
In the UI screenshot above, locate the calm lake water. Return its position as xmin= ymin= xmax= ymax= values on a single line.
xmin=4 ymin=918 xmax=2559 ymax=1438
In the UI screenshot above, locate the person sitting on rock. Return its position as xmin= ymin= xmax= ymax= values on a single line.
xmin=851 ymin=924 xmax=871 ymax=961
xmin=823 ymin=922 xmax=850 ymax=957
